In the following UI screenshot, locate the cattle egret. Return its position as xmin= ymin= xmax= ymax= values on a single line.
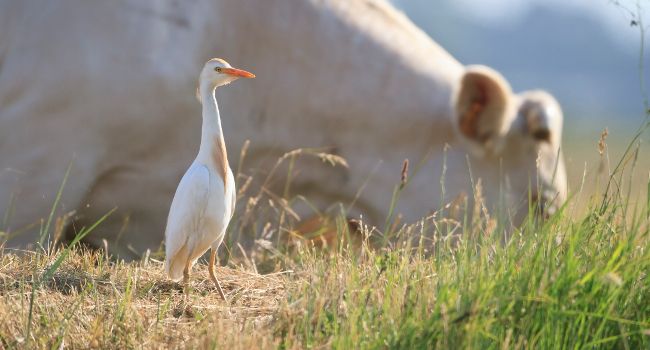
xmin=164 ymin=58 xmax=255 ymax=300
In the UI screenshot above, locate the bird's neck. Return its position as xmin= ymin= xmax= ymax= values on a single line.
xmin=197 ymin=84 xmax=227 ymax=166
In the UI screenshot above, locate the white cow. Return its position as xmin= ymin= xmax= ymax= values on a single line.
xmin=0 ymin=0 xmax=566 ymax=257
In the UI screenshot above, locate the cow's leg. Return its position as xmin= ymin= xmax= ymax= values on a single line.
xmin=183 ymin=258 xmax=191 ymax=303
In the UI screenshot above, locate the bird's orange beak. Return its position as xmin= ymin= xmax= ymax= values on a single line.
xmin=221 ymin=67 xmax=256 ymax=79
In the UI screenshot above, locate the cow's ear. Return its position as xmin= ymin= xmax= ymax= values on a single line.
xmin=454 ymin=65 xmax=514 ymax=155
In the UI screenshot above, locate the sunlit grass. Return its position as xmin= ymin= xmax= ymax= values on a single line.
xmin=1 ymin=134 xmax=648 ymax=349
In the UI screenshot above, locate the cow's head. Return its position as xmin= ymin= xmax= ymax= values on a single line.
xmin=453 ymin=65 xmax=567 ymax=218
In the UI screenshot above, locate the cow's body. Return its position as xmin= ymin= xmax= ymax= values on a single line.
xmin=0 ymin=0 xmax=566 ymax=257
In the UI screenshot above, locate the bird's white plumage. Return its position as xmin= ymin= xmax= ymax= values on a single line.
xmin=163 ymin=58 xmax=252 ymax=294
xmin=165 ymin=163 xmax=211 ymax=280
xmin=165 ymin=161 xmax=235 ymax=281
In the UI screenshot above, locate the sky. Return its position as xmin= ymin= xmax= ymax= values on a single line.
xmin=450 ymin=0 xmax=643 ymax=51
xmin=392 ymin=0 xmax=646 ymax=52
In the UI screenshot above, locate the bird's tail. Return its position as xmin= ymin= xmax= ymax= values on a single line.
xmin=166 ymin=245 xmax=189 ymax=282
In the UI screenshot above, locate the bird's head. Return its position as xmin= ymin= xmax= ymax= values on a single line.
xmin=200 ymin=58 xmax=255 ymax=89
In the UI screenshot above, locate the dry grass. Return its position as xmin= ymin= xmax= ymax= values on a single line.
xmin=2 ymin=126 xmax=650 ymax=348
xmin=0 ymin=248 xmax=288 ymax=349
xmin=1 ymin=130 xmax=649 ymax=349
xmin=2 ymin=189 xmax=648 ymax=349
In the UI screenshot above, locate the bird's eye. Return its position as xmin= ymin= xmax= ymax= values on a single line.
xmin=215 ymin=67 xmax=222 ymax=73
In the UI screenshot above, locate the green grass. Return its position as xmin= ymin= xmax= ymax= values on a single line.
xmin=280 ymin=201 xmax=649 ymax=349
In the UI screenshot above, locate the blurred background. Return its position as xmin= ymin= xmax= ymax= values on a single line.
xmin=393 ymin=0 xmax=650 ymax=199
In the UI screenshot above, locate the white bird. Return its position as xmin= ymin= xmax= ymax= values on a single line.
xmin=165 ymin=58 xmax=255 ymax=300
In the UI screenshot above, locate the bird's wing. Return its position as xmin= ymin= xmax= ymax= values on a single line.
xmin=164 ymin=164 xmax=210 ymax=268
xmin=230 ymin=190 xmax=236 ymax=220
xmin=229 ymin=171 xmax=237 ymax=220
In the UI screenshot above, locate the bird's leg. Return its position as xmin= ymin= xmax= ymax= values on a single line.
xmin=209 ymin=248 xmax=228 ymax=302
xmin=183 ymin=260 xmax=191 ymax=302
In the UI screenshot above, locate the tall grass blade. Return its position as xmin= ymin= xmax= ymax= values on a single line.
xmin=39 ymin=161 xmax=73 ymax=248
